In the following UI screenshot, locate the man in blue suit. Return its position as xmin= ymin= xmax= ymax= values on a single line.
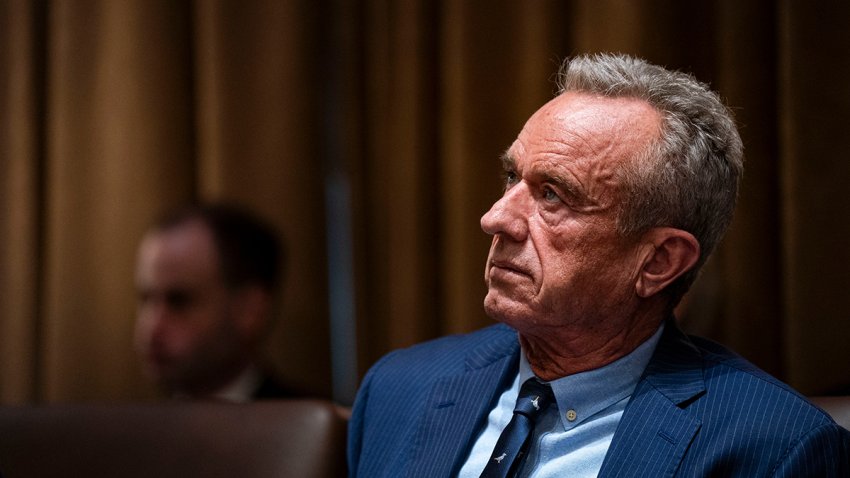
xmin=348 ymin=53 xmax=850 ymax=477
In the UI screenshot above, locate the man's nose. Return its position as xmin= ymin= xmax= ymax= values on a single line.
xmin=480 ymin=182 xmax=530 ymax=241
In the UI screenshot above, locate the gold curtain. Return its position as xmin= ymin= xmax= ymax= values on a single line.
xmin=2 ymin=0 xmax=850 ymax=404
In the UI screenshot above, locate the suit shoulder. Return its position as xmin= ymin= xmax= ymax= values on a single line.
xmin=688 ymin=334 xmax=838 ymax=431
xmin=365 ymin=323 xmax=516 ymax=383
xmin=691 ymin=334 xmax=805 ymax=395
xmin=653 ymin=332 xmax=850 ymax=474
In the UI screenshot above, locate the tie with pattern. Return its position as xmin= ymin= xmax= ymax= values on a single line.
xmin=480 ymin=378 xmax=554 ymax=478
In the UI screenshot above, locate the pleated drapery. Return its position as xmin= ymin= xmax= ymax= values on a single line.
xmin=2 ymin=0 xmax=850 ymax=404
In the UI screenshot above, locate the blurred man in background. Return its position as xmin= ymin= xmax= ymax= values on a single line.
xmin=134 ymin=202 xmax=296 ymax=401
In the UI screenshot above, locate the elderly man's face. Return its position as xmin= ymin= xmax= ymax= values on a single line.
xmin=134 ymin=220 xmax=243 ymax=393
xmin=481 ymin=92 xmax=661 ymax=335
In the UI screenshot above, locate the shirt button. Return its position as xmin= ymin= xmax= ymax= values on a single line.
xmin=566 ymin=409 xmax=577 ymax=421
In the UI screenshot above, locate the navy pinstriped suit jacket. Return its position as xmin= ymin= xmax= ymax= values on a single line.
xmin=348 ymin=321 xmax=850 ymax=477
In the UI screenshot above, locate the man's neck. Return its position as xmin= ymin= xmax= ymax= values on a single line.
xmin=171 ymin=358 xmax=256 ymax=401
xmin=518 ymin=311 xmax=665 ymax=381
xmin=208 ymin=365 xmax=262 ymax=402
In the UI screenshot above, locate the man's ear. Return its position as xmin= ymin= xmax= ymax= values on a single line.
xmin=635 ymin=227 xmax=700 ymax=298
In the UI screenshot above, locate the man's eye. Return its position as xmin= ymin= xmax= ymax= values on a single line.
xmin=542 ymin=187 xmax=560 ymax=202
xmin=503 ymin=171 xmax=518 ymax=188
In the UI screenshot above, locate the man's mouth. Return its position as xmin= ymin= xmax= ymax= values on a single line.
xmin=489 ymin=259 xmax=531 ymax=278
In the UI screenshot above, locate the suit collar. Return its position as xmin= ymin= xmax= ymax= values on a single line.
xmin=641 ymin=318 xmax=706 ymax=405
xmin=598 ymin=318 xmax=706 ymax=477
xmin=464 ymin=323 xmax=519 ymax=370
xmin=408 ymin=324 xmax=519 ymax=477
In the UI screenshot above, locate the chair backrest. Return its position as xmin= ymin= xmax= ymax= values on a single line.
xmin=0 ymin=399 xmax=348 ymax=478
xmin=810 ymin=396 xmax=850 ymax=430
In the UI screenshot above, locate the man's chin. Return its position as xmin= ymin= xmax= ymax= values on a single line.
xmin=483 ymin=292 xmax=535 ymax=330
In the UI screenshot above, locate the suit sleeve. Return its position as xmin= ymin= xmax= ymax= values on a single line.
xmin=347 ymin=363 xmax=373 ymax=478
xmin=770 ymin=423 xmax=850 ymax=477
xmin=347 ymin=350 xmax=398 ymax=478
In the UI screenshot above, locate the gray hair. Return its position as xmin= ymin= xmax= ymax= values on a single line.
xmin=556 ymin=53 xmax=743 ymax=303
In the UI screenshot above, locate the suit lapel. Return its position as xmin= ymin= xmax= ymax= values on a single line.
xmin=599 ymin=321 xmax=706 ymax=478
xmin=408 ymin=329 xmax=519 ymax=477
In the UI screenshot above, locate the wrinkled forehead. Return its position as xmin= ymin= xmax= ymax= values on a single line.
xmin=500 ymin=92 xmax=663 ymax=215
xmin=512 ymin=92 xmax=662 ymax=165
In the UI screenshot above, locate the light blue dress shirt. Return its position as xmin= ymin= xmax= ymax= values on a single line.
xmin=458 ymin=324 xmax=664 ymax=478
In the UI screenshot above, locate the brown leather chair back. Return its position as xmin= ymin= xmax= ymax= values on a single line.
xmin=0 ymin=399 xmax=347 ymax=478
xmin=810 ymin=396 xmax=850 ymax=430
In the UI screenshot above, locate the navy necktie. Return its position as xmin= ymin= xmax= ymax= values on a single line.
xmin=480 ymin=379 xmax=554 ymax=478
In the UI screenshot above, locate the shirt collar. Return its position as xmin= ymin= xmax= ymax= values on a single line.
xmin=519 ymin=322 xmax=664 ymax=430
xmin=210 ymin=365 xmax=262 ymax=403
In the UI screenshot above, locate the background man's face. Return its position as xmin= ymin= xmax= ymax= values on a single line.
xmin=134 ymin=220 xmax=242 ymax=392
xmin=480 ymin=92 xmax=661 ymax=335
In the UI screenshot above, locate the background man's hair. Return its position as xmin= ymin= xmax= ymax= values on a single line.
xmin=153 ymin=202 xmax=283 ymax=292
